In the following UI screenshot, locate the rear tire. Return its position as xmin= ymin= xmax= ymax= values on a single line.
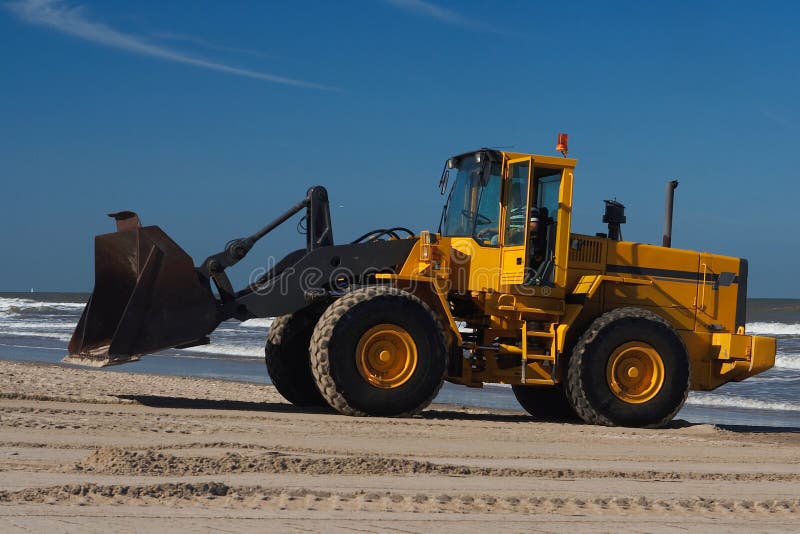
xmin=567 ymin=307 xmax=690 ymax=428
xmin=512 ymin=385 xmax=578 ymax=421
xmin=265 ymin=308 xmax=327 ymax=407
xmin=309 ymin=286 xmax=447 ymax=417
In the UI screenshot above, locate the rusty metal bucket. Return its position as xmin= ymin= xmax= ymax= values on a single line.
xmin=64 ymin=212 xmax=221 ymax=367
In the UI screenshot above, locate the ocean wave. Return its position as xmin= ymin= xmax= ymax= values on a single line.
xmin=177 ymin=343 xmax=264 ymax=358
xmin=0 ymin=297 xmax=85 ymax=316
xmin=0 ymin=320 xmax=76 ymax=331
xmin=0 ymin=314 xmax=77 ymax=342
xmin=5 ymin=306 xmax=81 ymax=316
xmin=775 ymin=354 xmax=800 ymax=370
xmin=749 ymin=373 xmax=800 ymax=383
xmin=686 ymin=392 xmax=800 ymax=412
xmin=746 ymin=322 xmax=800 ymax=336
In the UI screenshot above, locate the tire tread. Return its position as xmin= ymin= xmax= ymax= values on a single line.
xmin=309 ymin=285 xmax=447 ymax=417
xmin=566 ymin=307 xmax=690 ymax=428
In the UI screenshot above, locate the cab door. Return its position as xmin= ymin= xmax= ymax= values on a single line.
xmin=500 ymin=157 xmax=531 ymax=286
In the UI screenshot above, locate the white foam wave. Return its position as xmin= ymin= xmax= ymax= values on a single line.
xmin=775 ymin=354 xmax=800 ymax=370
xmin=0 ymin=297 xmax=84 ymax=309
xmin=0 ymin=320 xmax=76 ymax=331
xmin=177 ymin=343 xmax=264 ymax=358
xmin=747 ymin=322 xmax=800 ymax=336
xmin=0 ymin=297 xmax=85 ymax=317
xmin=240 ymin=318 xmax=274 ymax=329
xmin=0 ymin=314 xmax=77 ymax=342
xmin=686 ymin=393 xmax=800 ymax=412
xmin=749 ymin=373 xmax=800 ymax=383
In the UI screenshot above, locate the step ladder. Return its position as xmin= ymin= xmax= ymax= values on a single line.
xmin=521 ymin=320 xmax=557 ymax=385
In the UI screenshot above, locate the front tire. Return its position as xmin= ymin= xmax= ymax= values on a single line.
xmin=566 ymin=307 xmax=690 ymax=428
xmin=309 ymin=286 xmax=447 ymax=417
xmin=265 ymin=308 xmax=327 ymax=407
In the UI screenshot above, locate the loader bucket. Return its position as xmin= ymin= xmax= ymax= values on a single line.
xmin=65 ymin=213 xmax=221 ymax=367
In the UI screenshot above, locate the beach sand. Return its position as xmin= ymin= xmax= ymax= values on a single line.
xmin=1 ymin=359 xmax=798 ymax=532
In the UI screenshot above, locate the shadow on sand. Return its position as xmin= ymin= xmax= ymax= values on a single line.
xmin=114 ymin=394 xmax=800 ymax=433
xmin=116 ymin=395 xmax=335 ymax=414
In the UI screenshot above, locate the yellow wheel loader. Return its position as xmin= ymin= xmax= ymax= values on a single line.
xmin=65 ymin=140 xmax=776 ymax=427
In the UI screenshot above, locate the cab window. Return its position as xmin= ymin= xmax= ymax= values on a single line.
xmin=535 ymin=168 xmax=561 ymax=222
xmin=440 ymin=156 xmax=502 ymax=246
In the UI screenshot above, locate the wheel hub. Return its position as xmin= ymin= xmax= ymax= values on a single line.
xmin=356 ymin=324 xmax=418 ymax=389
xmin=606 ymin=341 xmax=665 ymax=404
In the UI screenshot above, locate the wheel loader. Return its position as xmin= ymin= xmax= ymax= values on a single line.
xmin=65 ymin=138 xmax=777 ymax=427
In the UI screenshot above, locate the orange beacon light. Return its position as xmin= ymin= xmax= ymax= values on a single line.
xmin=556 ymin=133 xmax=568 ymax=157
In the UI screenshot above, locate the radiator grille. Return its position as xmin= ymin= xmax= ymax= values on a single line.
xmin=569 ymin=237 xmax=604 ymax=265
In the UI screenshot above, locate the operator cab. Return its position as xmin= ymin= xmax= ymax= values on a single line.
xmin=439 ymin=149 xmax=571 ymax=287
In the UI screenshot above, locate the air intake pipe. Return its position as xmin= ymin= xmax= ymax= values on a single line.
xmin=662 ymin=180 xmax=679 ymax=248
xmin=603 ymin=200 xmax=626 ymax=241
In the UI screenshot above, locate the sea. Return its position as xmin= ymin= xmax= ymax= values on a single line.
xmin=1 ymin=292 xmax=798 ymax=429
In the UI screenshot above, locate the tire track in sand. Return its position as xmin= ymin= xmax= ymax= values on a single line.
xmin=1 ymin=483 xmax=798 ymax=516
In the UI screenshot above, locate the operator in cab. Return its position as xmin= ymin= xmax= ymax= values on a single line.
xmin=527 ymin=206 xmax=547 ymax=280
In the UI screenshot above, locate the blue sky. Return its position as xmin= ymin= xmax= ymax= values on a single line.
xmin=0 ymin=0 xmax=798 ymax=296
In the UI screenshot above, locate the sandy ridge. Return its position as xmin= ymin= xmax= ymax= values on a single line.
xmin=51 ymin=447 xmax=800 ymax=482
xmin=3 ymin=482 xmax=799 ymax=516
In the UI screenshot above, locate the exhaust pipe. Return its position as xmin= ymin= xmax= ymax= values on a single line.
xmin=662 ymin=180 xmax=679 ymax=248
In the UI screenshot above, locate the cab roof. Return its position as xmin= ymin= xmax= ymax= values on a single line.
xmin=452 ymin=148 xmax=577 ymax=169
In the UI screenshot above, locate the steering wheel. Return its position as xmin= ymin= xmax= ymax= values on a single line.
xmin=462 ymin=210 xmax=492 ymax=225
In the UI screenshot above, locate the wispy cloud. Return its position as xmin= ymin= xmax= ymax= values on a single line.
xmin=151 ymin=30 xmax=278 ymax=60
xmin=6 ymin=0 xmax=336 ymax=90
xmin=385 ymin=0 xmax=503 ymax=34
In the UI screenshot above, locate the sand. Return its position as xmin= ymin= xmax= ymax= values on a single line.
xmin=0 ymin=359 xmax=798 ymax=532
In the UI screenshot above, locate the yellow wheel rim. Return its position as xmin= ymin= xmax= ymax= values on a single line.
xmin=356 ymin=324 xmax=418 ymax=389
xmin=606 ymin=341 xmax=665 ymax=404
